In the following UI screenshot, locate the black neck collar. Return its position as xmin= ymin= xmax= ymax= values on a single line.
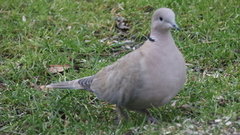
xmin=148 ymin=36 xmax=155 ymax=42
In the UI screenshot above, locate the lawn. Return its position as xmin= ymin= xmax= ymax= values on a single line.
xmin=0 ymin=0 xmax=239 ymax=134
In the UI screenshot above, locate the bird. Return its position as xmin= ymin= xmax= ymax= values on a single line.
xmin=46 ymin=7 xmax=186 ymax=123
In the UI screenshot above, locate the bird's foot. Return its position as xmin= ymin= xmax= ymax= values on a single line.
xmin=147 ymin=116 xmax=158 ymax=124
xmin=115 ymin=105 xmax=128 ymax=124
xmin=137 ymin=109 xmax=158 ymax=124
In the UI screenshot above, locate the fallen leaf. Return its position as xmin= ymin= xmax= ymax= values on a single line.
xmin=48 ymin=64 xmax=71 ymax=73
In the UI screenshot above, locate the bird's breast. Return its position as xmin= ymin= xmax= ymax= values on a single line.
xmin=125 ymin=46 xmax=186 ymax=110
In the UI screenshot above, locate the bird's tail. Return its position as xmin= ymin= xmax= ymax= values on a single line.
xmin=46 ymin=75 xmax=95 ymax=92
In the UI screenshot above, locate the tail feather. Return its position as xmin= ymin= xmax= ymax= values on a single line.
xmin=46 ymin=76 xmax=95 ymax=92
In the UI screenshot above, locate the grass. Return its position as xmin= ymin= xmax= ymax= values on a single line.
xmin=0 ymin=0 xmax=239 ymax=134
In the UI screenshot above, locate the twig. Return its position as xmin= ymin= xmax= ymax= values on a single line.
xmin=0 ymin=11 xmax=11 ymax=13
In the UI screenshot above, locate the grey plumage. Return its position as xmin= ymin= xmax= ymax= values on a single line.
xmin=46 ymin=8 xmax=186 ymax=123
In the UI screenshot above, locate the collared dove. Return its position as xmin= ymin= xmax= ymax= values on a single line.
xmin=47 ymin=8 xmax=186 ymax=123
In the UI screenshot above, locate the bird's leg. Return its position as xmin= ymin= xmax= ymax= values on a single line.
xmin=137 ymin=109 xmax=158 ymax=124
xmin=115 ymin=105 xmax=128 ymax=123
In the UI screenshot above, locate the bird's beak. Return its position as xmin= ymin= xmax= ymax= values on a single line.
xmin=172 ymin=24 xmax=180 ymax=31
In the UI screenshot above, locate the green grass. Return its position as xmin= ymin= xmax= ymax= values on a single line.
xmin=0 ymin=0 xmax=239 ymax=134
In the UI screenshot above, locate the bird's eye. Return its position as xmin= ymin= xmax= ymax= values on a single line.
xmin=159 ymin=17 xmax=163 ymax=21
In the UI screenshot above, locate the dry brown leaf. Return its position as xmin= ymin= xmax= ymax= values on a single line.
xmin=48 ymin=64 xmax=71 ymax=73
